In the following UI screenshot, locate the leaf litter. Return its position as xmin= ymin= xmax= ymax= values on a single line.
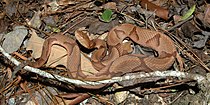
xmin=0 ymin=0 xmax=210 ymax=105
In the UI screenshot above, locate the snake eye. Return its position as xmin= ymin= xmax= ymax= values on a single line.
xmin=153 ymin=51 xmax=159 ymax=57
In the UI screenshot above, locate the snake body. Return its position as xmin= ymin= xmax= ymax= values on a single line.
xmin=28 ymin=24 xmax=182 ymax=81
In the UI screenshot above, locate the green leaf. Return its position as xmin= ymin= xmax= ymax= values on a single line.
xmin=181 ymin=5 xmax=196 ymax=21
xmin=101 ymin=9 xmax=113 ymax=22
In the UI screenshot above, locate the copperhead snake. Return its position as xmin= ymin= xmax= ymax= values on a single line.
xmin=27 ymin=23 xmax=183 ymax=81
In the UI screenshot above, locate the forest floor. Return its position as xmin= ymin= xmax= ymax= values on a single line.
xmin=0 ymin=0 xmax=210 ymax=105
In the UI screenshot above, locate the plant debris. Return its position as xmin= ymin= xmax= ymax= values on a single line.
xmin=0 ymin=0 xmax=210 ymax=105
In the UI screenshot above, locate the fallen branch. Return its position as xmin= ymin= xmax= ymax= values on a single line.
xmin=0 ymin=45 xmax=206 ymax=86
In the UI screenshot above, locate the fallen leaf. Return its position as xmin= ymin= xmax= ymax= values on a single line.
xmin=26 ymin=31 xmax=97 ymax=75
xmin=4 ymin=1 xmax=16 ymax=17
xmin=100 ymin=9 xmax=113 ymax=22
xmin=195 ymin=4 xmax=210 ymax=29
xmin=140 ymin=0 xmax=169 ymax=20
xmin=48 ymin=1 xmax=59 ymax=11
xmin=28 ymin=11 xmax=42 ymax=29
xmin=113 ymin=84 xmax=129 ymax=104
xmin=25 ymin=101 xmax=36 ymax=105
xmin=26 ymin=30 xmax=67 ymax=67
xmin=81 ymin=54 xmax=98 ymax=75
xmin=0 ymin=19 xmax=8 ymax=33
xmin=193 ymin=35 xmax=208 ymax=48
xmin=204 ymin=4 xmax=210 ymax=27
xmin=180 ymin=21 xmax=200 ymax=38
xmin=26 ymin=30 xmax=44 ymax=58
xmin=180 ymin=5 xmax=196 ymax=21
xmin=66 ymin=17 xmax=119 ymax=34
xmin=2 ymin=26 xmax=28 ymax=53
xmin=103 ymin=2 xmax=117 ymax=10
xmin=43 ymin=16 xmax=57 ymax=27
xmin=89 ymin=18 xmax=119 ymax=34
xmin=193 ymin=31 xmax=210 ymax=48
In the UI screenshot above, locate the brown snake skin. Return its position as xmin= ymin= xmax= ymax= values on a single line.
xmin=27 ymin=23 xmax=183 ymax=81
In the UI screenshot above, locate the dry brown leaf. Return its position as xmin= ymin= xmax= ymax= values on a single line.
xmin=0 ymin=19 xmax=8 ymax=33
xmin=113 ymin=84 xmax=129 ymax=104
xmin=26 ymin=30 xmax=44 ymax=58
xmin=103 ymin=2 xmax=117 ymax=10
xmin=97 ymin=32 xmax=108 ymax=40
xmin=28 ymin=11 xmax=41 ymax=29
xmin=27 ymin=30 xmax=97 ymax=75
xmin=140 ymin=0 xmax=169 ymax=20
xmin=26 ymin=30 xmax=67 ymax=67
xmin=89 ymin=19 xmax=119 ymax=34
xmin=204 ymin=4 xmax=210 ymax=27
xmin=81 ymin=53 xmax=98 ymax=75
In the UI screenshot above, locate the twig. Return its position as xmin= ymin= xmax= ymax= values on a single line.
xmin=0 ymin=45 xmax=206 ymax=86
